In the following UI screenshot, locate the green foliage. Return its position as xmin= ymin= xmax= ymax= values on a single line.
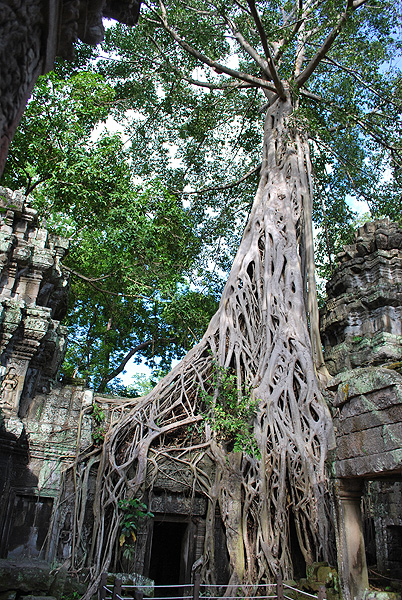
xmin=202 ymin=366 xmax=260 ymax=458
xmin=3 ymin=65 xmax=221 ymax=394
xmin=96 ymin=1 xmax=401 ymax=277
xmin=3 ymin=1 xmax=401 ymax=393
xmin=115 ymin=371 xmax=167 ymax=398
xmin=118 ymin=498 xmax=153 ymax=554
xmin=91 ymin=402 xmax=107 ymax=445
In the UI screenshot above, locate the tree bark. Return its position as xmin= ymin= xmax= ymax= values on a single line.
xmin=74 ymin=91 xmax=335 ymax=595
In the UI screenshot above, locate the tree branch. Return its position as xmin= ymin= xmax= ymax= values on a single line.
xmin=96 ymin=340 xmax=155 ymax=392
xmin=149 ymin=35 xmax=253 ymax=91
xmin=223 ymin=14 xmax=272 ymax=80
xmin=301 ymin=89 xmax=402 ymax=165
xmin=143 ymin=0 xmax=277 ymax=92
xmin=63 ymin=266 xmax=148 ymax=299
xmin=246 ymin=0 xmax=287 ymax=99
xmin=295 ymin=0 xmax=368 ymax=88
xmin=173 ymin=163 xmax=261 ymax=195
xmin=322 ymin=57 xmax=402 ymax=111
xmin=96 ymin=337 xmax=177 ymax=392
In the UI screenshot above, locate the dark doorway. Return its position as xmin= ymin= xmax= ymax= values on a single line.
xmin=5 ymin=494 xmax=53 ymax=558
xmin=289 ymin=512 xmax=306 ymax=579
xmin=149 ymin=520 xmax=189 ymax=597
xmin=363 ymin=517 xmax=377 ymax=567
xmin=387 ymin=525 xmax=402 ymax=576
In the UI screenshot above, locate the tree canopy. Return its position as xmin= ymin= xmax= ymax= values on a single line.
xmin=2 ymin=0 xmax=401 ymax=397
xmin=96 ymin=0 xmax=401 ymax=273
xmin=39 ymin=0 xmax=401 ymax=594
xmin=2 ymin=60 xmax=222 ymax=393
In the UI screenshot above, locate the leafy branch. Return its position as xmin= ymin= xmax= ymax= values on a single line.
xmin=201 ymin=365 xmax=260 ymax=458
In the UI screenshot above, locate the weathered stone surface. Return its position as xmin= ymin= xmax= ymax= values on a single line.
xmin=0 ymin=592 xmax=17 ymax=600
xmin=151 ymin=492 xmax=207 ymax=515
xmin=320 ymin=219 xmax=402 ymax=375
xmin=0 ymin=188 xmax=69 ymax=422
xmin=326 ymin=367 xmax=402 ymax=478
xmin=0 ymin=559 xmax=53 ymax=592
xmin=150 ymin=453 xmax=215 ymax=494
xmin=365 ymin=593 xmax=401 ymax=600
xmin=364 ymin=481 xmax=402 ymax=577
xmin=0 ymin=558 xmax=85 ymax=597
xmin=22 ymin=596 xmax=56 ymax=600
xmin=0 ymin=0 xmax=43 ymax=175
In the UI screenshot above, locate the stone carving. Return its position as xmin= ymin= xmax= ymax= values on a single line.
xmin=0 ymin=0 xmax=43 ymax=174
xmin=0 ymin=367 xmax=18 ymax=412
xmin=0 ymin=187 xmax=69 ymax=421
xmin=0 ymin=0 xmax=142 ymax=176
xmin=320 ymin=218 xmax=402 ymax=375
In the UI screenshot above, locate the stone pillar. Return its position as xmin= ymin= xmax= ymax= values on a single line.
xmin=335 ymin=479 xmax=369 ymax=600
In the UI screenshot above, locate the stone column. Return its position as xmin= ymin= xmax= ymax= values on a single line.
xmin=335 ymin=479 xmax=369 ymax=600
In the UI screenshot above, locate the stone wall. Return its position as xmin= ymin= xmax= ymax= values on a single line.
xmin=0 ymin=187 xmax=69 ymax=433
xmin=321 ymin=218 xmax=402 ymax=600
xmin=0 ymin=383 xmax=93 ymax=559
xmin=0 ymin=372 xmax=136 ymax=560
xmin=365 ymin=481 xmax=402 ymax=577
xmin=326 ymin=367 xmax=402 ymax=479
xmin=320 ymin=219 xmax=402 ymax=375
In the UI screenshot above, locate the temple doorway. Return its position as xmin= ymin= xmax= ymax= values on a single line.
xmin=148 ymin=519 xmax=192 ymax=597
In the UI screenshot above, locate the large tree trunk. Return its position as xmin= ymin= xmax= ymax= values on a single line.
xmin=74 ymin=93 xmax=335 ymax=595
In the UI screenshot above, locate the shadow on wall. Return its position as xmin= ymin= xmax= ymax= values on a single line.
xmin=0 ymin=414 xmax=49 ymax=559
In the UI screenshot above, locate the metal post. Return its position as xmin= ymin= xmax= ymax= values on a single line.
xmin=276 ymin=575 xmax=284 ymax=600
xmin=318 ymin=586 xmax=326 ymax=600
xmin=99 ymin=573 xmax=108 ymax=600
xmin=112 ymin=577 xmax=122 ymax=600
xmin=193 ymin=568 xmax=201 ymax=600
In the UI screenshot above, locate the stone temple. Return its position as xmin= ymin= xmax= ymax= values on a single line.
xmin=2 ymin=3 xmax=400 ymax=599
xmin=0 ymin=188 xmax=401 ymax=600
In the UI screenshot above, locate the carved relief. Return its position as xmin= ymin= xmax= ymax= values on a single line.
xmin=0 ymin=0 xmax=141 ymax=176
xmin=0 ymin=366 xmax=18 ymax=413
xmin=0 ymin=188 xmax=69 ymax=420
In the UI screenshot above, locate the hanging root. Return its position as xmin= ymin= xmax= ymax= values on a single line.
xmin=71 ymin=95 xmax=334 ymax=596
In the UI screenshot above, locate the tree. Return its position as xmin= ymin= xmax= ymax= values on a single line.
xmin=64 ymin=0 xmax=402 ymax=592
xmin=2 ymin=65 xmax=221 ymax=392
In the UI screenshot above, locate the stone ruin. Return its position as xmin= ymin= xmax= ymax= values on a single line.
xmin=0 ymin=187 xmax=69 ymax=432
xmin=0 ymin=188 xmax=129 ymax=568
xmin=0 ymin=200 xmax=401 ymax=600
xmin=321 ymin=219 xmax=402 ymax=600
xmin=321 ymin=218 xmax=402 ymax=374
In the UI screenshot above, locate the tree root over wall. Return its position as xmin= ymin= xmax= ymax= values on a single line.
xmin=69 ymin=94 xmax=335 ymax=598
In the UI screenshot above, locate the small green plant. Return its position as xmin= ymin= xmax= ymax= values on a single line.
xmin=91 ymin=402 xmax=107 ymax=445
xmin=118 ymin=498 xmax=154 ymax=558
xmin=61 ymin=592 xmax=81 ymax=600
xmin=201 ymin=366 xmax=260 ymax=458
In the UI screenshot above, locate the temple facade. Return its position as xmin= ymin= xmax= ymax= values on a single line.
xmin=0 ymin=195 xmax=401 ymax=599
